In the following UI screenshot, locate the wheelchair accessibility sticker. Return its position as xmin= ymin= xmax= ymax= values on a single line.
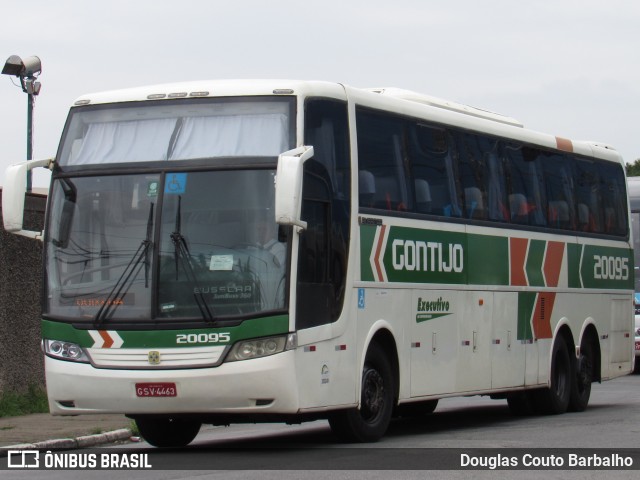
xmin=165 ymin=173 xmax=187 ymax=194
xmin=358 ymin=288 xmax=365 ymax=309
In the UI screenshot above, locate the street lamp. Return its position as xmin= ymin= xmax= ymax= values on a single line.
xmin=2 ymin=55 xmax=42 ymax=192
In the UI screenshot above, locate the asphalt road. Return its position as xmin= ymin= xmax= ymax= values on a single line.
xmin=3 ymin=373 xmax=639 ymax=479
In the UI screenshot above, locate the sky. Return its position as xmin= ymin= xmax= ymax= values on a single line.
xmin=1 ymin=0 xmax=639 ymax=187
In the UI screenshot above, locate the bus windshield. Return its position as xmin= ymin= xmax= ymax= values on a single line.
xmin=57 ymin=97 xmax=292 ymax=166
xmin=44 ymin=169 xmax=287 ymax=323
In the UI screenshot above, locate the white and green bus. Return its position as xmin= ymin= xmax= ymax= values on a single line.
xmin=2 ymin=80 xmax=634 ymax=447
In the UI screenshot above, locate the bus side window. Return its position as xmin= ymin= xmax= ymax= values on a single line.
xmin=297 ymin=163 xmax=333 ymax=329
xmin=575 ymin=158 xmax=603 ymax=233
xmin=503 ymin=143 xmax=547 ymax=227
xmin=356 ymin=108 xmax=410 ymax=212
xmin=539 ymin=153 xmax=576 ymax=231
xmin=486 ymin=153 xmax=509 ymax=222
xmin=359 ymin=170 xmax=376 ymax=208
xmin=301 ymin=98 xmax=351 ymax=326
xmin=408 ymin=123 xmax=460 ymax=217
xmin=599 ymin=162 xmax=628 ymax=236
xmin=453 ymin=131 xmax=488 ymax=220
xmin=414 ymin=179 xmax=432 ymax=213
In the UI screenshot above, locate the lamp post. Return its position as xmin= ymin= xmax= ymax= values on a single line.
xmin=2 ymin=55 xmax=42 ymax=192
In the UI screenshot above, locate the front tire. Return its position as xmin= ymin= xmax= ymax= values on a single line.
xmin=135 ymin=417 xmax=201 ymax=448
xmin=329 ymin=343 xmax=395 ymax=442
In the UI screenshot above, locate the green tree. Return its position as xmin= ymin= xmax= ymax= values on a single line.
xmin=626 ymin=159 xmax=640 ymax=177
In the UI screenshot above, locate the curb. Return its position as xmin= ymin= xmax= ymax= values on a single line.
xmin=0 ymin=428 xmax=134 ymax=454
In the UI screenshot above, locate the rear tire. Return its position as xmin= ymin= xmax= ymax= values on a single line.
xmin=135 ymin=417 xmax=201 ymax=448
xmin=568 ymin=338 xmax=594 ymax=412
xmin=535 ymin=337 xmax=572 ymax=415
xmin=329 ymin=343 xmax=395 ymax=442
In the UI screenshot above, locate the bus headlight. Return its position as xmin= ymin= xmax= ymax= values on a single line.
xmin=43 ymin=339 xmax=90 ymax=363
xmin=225 ymin=333 xmax=296 ymax=362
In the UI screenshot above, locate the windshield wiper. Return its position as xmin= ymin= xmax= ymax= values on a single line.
xmin=93 ymin=203 xmax=154 ymax=327
xmin=170 ymin=196 xmax=216 ymax=325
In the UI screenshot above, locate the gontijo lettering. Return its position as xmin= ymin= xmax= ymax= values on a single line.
xmin=392 ymin=239 xmax=464 ymax=273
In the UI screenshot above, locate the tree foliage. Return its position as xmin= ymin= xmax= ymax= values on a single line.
xmin=626 ymin=159 xmax=640 ymax=177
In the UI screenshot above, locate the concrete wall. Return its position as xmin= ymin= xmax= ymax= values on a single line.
xmin=0 ymin=190 xmax=47 ymax=395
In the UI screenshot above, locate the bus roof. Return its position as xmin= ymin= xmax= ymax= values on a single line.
xmin=70 ymin=79 xmax=623 ymax=165
xmin=71 ymin=79 xmax=346 ymax=106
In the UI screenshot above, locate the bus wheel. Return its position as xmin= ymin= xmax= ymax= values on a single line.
xmin=135 ymin=417 xmax=201 ymax=448
xmin=535 ymin=337 xmax=572 ymax=415
xmin=329 ymin=343 xmax=394 ymax=442
xmin=568 ymin=339 xmax=594 ymax=412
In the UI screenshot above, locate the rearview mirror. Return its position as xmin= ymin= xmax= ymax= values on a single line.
xmin=275 ymin=146 xmax=314 ymax=231
xmin=2 ymin=157 xmax=53 ymax=239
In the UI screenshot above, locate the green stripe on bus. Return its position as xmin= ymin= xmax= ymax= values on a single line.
xmin=567 ymin=243 xmax=583 ymax=288
xmin=467 ymin=233 xmax=509 ymax=286
xmin=360 ymin=223 xmax=376 ymax=282
xmin=580 ymin=245 xmax=634 ymax=290
xmin=360 ymin=223 xmax=632 ymax=291
xmin=517 ymin=292 xmax=536 ymax=341
xmin=525 ymin=240 xmax=546 ymax=287
xmin=41 ymin=315 xmax=289 ymax=349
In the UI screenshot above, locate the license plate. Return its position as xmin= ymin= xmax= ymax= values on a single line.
xmin=135 ymin=382 xmax=177 ymax=397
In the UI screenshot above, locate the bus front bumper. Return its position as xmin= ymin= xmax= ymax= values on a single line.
xmin=44 ymin=350 xmax=299 ymax=416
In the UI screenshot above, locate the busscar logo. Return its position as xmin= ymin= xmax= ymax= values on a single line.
xmin=8 ymin=450 xmax=39 ymax=468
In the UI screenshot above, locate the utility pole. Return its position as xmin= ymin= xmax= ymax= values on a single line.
xmin=2 ymin=55 xmax=42 ymax=192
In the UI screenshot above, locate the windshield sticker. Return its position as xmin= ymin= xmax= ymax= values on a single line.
xmin=210 ymin=255 xmax=234 ymax=271
xmin=165 ymin=173 xmax=187 ymax=194
xmin=147 ymin=180 xmax=159 ymax=197
xmin=160 ymin=302 xmax=177 ymax=313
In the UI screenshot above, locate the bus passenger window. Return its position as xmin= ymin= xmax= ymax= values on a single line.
xmin=414 ymin=179 xmax=432 ymax=213
xmin=359 ymin=170 xmax=376 ymax=208
xmin=408 ymin=123 xmax=460 ymax=217
xmin=504 ymin=144 xmax=547 ymax=227
xmin=356 ymin=108 xmax=410 ymax=212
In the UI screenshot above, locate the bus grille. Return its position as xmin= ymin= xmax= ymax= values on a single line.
xmin=86 ymin=346 xmax=227 ymax=369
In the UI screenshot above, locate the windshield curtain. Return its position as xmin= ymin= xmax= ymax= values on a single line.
xmin=58 ymin=98 xmax=292 ymax=166
xmin=44 ymin=170 xmax=288 ymax=323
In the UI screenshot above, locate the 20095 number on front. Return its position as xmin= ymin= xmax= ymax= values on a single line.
xmin=593 ymin=255 xmax=629 ymax=281
xmin=176 ymin=333 xmax=231 ymax=344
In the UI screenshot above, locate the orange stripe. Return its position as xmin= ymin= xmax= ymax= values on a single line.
xmin=532 ymin=292 xmax=555 ymax=339
xmin=99 ymin=330 xmax=114 ymax=348
xmin=556 ymin=136 xmax=574 ymax=152
xmin=544 ymin=241 xmax=564 ymax=287
xmin=510 ymin=237 xmax=528 ymax=286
